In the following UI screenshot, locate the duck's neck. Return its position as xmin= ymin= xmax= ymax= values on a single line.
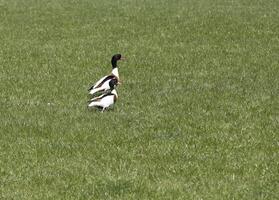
xmin=112 ymin=68 xmax=119 ymax=79
xmin=112 ymin=89 xmax=118 ymax=102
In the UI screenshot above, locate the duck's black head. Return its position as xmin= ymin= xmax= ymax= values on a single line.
xmin=109 ymin=78 xmax=118 ymax=89
xmin=111 ymin=54 xmax=124 ymax=68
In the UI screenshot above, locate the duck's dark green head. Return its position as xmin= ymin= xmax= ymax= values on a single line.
xmin=111 ymin=54 xmax=124 ymax=68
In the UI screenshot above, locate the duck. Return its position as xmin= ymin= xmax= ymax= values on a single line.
xmin=88 ymin=78 xmax=118 ymax=112
xmin=88 ymin=54 xmax=124 ymax=96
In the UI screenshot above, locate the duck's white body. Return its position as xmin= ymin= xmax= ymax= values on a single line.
xmin=88 ymin=68 xmax=119 ymax=95
xmin=88 ymin=89 xmax=118 ymax=111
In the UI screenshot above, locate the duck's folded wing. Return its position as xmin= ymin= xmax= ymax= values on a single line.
xmin=88 ymin=94 xmax=114 ymax=108
xmin=88 ymin=93 xmax=107 ymax=102
xmin=88 ymin=75 xmax=107 ymax=91
xmin=88 ymin=75 xmax=116 ymax=91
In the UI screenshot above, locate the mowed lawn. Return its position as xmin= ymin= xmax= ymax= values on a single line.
xmin=0 ymin=0 xmax=278 ymax=199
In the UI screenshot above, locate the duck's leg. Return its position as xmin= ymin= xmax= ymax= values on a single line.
xmin=101 ymin=107 xmax=106 ymax=113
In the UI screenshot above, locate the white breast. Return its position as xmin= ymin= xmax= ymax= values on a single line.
xmin=111 ymin=68 xmax=119 ymax=79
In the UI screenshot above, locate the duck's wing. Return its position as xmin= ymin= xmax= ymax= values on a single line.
xmin=88 ymin=75 xmax=116 ymax=91
xmin=88 ymin=92 xmax=108 ymax=102
xmin=88 ymin=93 xmax=115 ymax=108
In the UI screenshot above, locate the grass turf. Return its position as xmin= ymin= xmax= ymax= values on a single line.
xmin=0 ymin=0 xmax=278 ymax=199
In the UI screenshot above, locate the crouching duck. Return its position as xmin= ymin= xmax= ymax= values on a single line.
xmin=88 ymin=78 xmax=118 ymax=112
xmin=88 ymin=54 xmax=124 ymax=96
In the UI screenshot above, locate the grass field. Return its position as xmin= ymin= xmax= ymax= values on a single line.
xmin=0 ymin=0 xmax=278 ymax=199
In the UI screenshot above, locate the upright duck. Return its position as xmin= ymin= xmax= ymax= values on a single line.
xmin=88 ymin=54 xmax=124 ymax=96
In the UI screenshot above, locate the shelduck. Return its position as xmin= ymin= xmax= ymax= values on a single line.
xmin=88 ymin=78 xmax=118 ymax=112
xmin=88 ymin=54 xmax=124 ymax=96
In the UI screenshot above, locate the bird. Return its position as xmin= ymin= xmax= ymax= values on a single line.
xmin=88 ymin=54 xmax=124 ymax=96
xmin=88 ymin=78 xmax=119 ymax=112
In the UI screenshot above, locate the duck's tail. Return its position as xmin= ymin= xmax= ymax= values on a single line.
xmin=88 ymin=84 xmax=94 ymax=91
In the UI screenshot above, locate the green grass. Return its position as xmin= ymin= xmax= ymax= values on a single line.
xmin=0 ymin=0 xmax=278 ymax=199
